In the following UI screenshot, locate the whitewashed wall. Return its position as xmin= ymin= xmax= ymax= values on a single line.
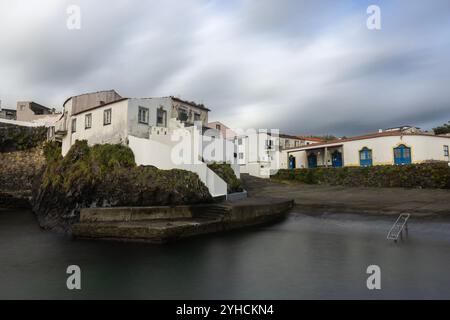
xmin=61 ymin=99 xmax=129 ymax=155
xmin=127 ymin=98 xmax=172 ymax=139
xmin=285 ymin=135 xmax=450 ymax=168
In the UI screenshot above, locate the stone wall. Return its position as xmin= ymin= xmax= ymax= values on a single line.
xmin=272 ymin=163 xmax=450 ymax=189
xmin=0 ymin=147 xmax=45 ymax=207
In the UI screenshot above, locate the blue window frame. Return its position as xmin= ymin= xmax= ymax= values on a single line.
xmin=331 ymin=151 xmax=343 ymax=167
xmin=359 ymin=147 xmax=373 ymax=167
xmin=307 ymin=153 xmax=317 ymax=168
xmin=289 ymin=155 xmax=296 ymax=169
xmin=394 ymin=144 xmax=411 ymax=165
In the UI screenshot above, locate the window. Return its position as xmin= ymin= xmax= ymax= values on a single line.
xmin=216 ymin=124 xmax=221 ymax=131
xmin=359 ymin=147 xmax=373 ymax=167
xmin=194 ymin=113 xmax=201 ymax=122
xmin=157 ymin=108 xmax=167 ymax=127
xmin=85 ymin=113 xmax=92 ymax=129
xmin=138 ymin=107 xmax=149 ymax=124
xmin=177 ymin=108 xmax=188 ymax=122
xmin=444 ymin=145 xmax=449 ymax=157
xmin=104 ymin=109 xmax=112 ymax=125
xmin=394 ymin=144 xmax=411 ymax=165
xmin=239 ymin=153 xmax=244 ymax=159
xmin=238 ymin=138 xmax=243 ymax=145
xmin=71 ymin=118 xmax=77 ymax=133
xmin=266 ymin=140 xmax=273 ymax=149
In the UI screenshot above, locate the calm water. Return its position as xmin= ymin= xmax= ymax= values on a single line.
xmin=1 ymin=209 xmax=450 ymax=299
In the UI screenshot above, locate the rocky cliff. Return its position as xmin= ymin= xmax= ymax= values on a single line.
xmin=31 ymin=141 xmax=213 ymax=233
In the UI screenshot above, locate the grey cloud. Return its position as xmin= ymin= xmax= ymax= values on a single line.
xmin=1 ymin=0 xmax=449 ymax=137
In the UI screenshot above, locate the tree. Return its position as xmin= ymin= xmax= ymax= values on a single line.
xmin=433 ymin=121 xmax=450 ymax=135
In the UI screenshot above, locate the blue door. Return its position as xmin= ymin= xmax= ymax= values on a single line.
xmin=331 ymin=151 xmax=343 ymax=167
xmin=394 ymin=144 xmax=411 ymax=165
xmin=289 ymin=155 xmax=296 ymax=169
xmin=307 ymin=153 xmax=317 ymax=168
xmin=359 ymin=147 xmax=373 ymax=167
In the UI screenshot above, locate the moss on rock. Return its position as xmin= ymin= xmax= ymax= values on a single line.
xmin=207 ymin=162 xmax=243 ymax=193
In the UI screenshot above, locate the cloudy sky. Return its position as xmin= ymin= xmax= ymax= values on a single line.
xmin=1 ymin=0 xmax=449 ymax=136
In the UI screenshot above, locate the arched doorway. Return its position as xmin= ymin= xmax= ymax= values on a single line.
xmin=307 ymin=153 xmax=317 ymax=168
xmin=288 ymin=155 xmax=296 ymax=169
xmin=331 ymin=150 xmax=343 ymax=167
xmin=394 ymin=144 xmax=411 ymax=165
xmin=359 ymin=147 xmax=373 ymax=167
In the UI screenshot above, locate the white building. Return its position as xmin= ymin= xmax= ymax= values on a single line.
xmin=207 ymin=121 xmax=236 ymax=140
xmin=234 ymin=130 xmax=281 ymax=178
xmin=279 ymin=134 xmax=324 ymax=150
xmin=281 ymin=129 xmax=450 ymax=169
xmin=55 ymin=91 xmax=239 ymax=198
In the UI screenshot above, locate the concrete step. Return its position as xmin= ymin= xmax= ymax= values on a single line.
xmin=73 ymin=218 xmax=223 ymax=243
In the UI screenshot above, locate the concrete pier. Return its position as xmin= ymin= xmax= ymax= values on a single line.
xmin=72 ymin=198 xmax=294 ymax=243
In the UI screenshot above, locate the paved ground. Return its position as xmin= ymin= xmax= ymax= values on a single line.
xmin=241 ymin=174 xmax=450 ymax=217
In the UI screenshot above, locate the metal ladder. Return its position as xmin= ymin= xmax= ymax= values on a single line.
xmin=387 ymin=213 xmax=410 ymax=242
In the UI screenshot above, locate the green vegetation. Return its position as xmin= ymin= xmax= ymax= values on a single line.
xmin=273 ymin=163 xmax=450 ymax=189
xmin=0 ymin=124 xmax=47 ymax=152
xmin=207 ymin=162 xmax=244 ymax=193
xmin=433 ymin=121 xmax=450 ymax=135
xmin=33 ymin=141 xmax=212 ymax=231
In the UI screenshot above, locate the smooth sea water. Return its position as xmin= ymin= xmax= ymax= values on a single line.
xmin=1 ymin=209 xmax=450 ymax=299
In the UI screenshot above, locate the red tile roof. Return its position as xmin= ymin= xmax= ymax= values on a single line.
xmin=284 ymin=131 xmax=449 ymax=151
xmin=296 ymin=136 xmax=326 ymax=142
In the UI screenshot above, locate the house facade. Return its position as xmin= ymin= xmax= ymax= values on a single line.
xmin=0 ymin=108 xmax=16 ymax=120
xmin=16 ymin=101 xmax=54 ymax=122
xmin=281 ymin=130 xmax=450 ymax=169
xmin=170 ymin=97 xmax=209 ymax=127
xmin=279 ymin=134 xmax=324 ymax=150
xmin=235 ymin=130 xmax=281 ymax=178
xmin=55 ymin=91 xmax=236 ymax=198
xmin=207 ymin=121 xmax=236 ymax=140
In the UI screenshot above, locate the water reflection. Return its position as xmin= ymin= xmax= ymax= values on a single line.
xmin=1 ymin=209 xmax=450 ymax=299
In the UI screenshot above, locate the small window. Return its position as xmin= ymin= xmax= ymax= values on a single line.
xmin=85 ymin=113 xmax=92 ymax=129
xmin=157 ymin=108 xmax=167 ymax=127
xmin=444 ymin=145 xmax=449 ymax=157
xmin=194 ymin=113 xmax=201 ymax=122
xmin=216 ymin=124 xmax=221 ymax=131
xmin=238 ymin=138 xmax=243 ymax=145
xmin=138 ymin=107 xmax=149 ymax=124
xmin=239 ymin=153 xmax=244 ymax=159
xmin=71 ymin=118 xmax=77 ymax=133
xmin=104 ymin=109 xmax=112 ymax=126
xmin=177 ymin=108 xmax=188 ymax=122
